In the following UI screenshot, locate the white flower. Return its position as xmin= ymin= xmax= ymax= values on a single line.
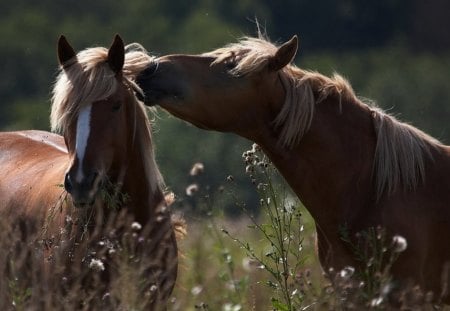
xmin=251 ymin=143 xmax=260 ymax=152
xmin=370 ymin=296 xmax=384 ymax=307
xmin=186 ymin=184 xmax=199 ymax=196
xmin=189 ymin=162 xmax=204 ymax=176
xmin=392 ymin=235 xmax=408 ymax=253
xmin=339 ymin=266 xmax=355 ymax=280
xmin=190 ymin=285 xmax=203 ymax=296
xmin=222 ymin=303 xmax=242 ymax=311
xmin=89 ymin=258 xmax=105 ymax=271
xmin=131 ymin=221 xmax=142 ymax=231
xmin=242 ymin=257 xmax=259 ymax=272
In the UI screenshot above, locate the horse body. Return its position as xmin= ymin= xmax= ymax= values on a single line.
xmin=267 ymin=96 xmax=450 ymax=294
xmin=136 ymin=35 xmax=450 ymax=300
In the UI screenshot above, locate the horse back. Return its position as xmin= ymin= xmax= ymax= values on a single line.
xmin=0 ymin=130 xmax=68 ymax=220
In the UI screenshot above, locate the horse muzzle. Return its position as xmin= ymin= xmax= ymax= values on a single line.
xmin=64 ymin=171 xmax=101 ymax=208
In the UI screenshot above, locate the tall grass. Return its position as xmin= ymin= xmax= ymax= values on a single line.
xmin=0 ymin=144 xmax=447 ymax=310
xmin=0 ymin=208 xmax=177 ymax=310
xmin=170 ymin=144 xmax=445 ymax=310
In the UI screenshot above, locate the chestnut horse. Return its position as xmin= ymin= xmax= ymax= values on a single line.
xmin=0 ymin=35 xmax=177 ymax=308
xmin=135 ymin=35 xmax=450 ymax=301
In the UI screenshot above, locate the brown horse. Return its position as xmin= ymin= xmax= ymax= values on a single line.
xmin=0 ymin=35 xmax=177 ymax=308
xmin=135 ymin=35 xmax=450 ymax=302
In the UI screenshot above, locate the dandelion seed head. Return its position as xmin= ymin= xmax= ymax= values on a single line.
xmin=339 ymin=266 xmax=355 ymax=280
xmin=131 ymin=221 xmax=142 ymax=231
xmin=251 ymin=143 xmax=260 ymax=152
xmin=223 ymin=303 xmax=242 ymax=311
xmin=370 ymin=297 xmax=383 ymax=307
xmin=191 ymin=285 xmax=203 ymax=296
xmin=89 ymin=258 xmax=105 ymax=271
xmin=392 ymin=235 xmax=407 ymax=253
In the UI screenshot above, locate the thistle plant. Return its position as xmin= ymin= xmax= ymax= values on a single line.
xmin=339 ymin=225 xmax=410 ymax=307
xmin=223 ymin=143 xmax=307 ymax=311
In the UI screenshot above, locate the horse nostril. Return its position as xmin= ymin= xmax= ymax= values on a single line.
xmin=64 ymin=173 xmax=73 ymax=193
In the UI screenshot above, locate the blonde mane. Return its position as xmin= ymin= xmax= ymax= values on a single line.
xmin=51 ymin=43 xmax=163 ymax=191
xmin=51 ymin=43 xmax=154 ymax=134
xmin=210 ymin=36 xmax=442 ymax=197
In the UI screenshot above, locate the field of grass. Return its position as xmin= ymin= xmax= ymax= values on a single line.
xmin=0 ymin=144 xmax=447 ymax=310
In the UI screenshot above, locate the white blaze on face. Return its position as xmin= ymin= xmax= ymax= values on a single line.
xmin=75 ymin=104 xmax=92 ymax=183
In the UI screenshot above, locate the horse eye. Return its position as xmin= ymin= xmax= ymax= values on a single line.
xmin=112 ymin=102 xmax=122 ymax=111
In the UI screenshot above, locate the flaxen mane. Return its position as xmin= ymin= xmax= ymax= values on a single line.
xmin=209 ymin=36 xmax=442 ymax=197
xmin=51 ymin=44 xmax=154 ymax=134
xmin=50 ymin=44 xmax=163 ymax=192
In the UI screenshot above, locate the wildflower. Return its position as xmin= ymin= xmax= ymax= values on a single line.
xmin=339 ymin=266 xmax=355 ymax=280
xmin=185 ymin=183 xmax=199 ymax=196
xmin=225 ymin=280 xmax=237 ymax=291
xmin=251 ymin=143 xmax=261 ymax=152
xmin=189 ymin=162 xmax=204 ymax=176
xmin=89 ymin=258 xmax=105 ymax=271
xmin=226 ymin=175 xmax=234 ymax=182
xmin=392 ymin=235 xmax=407 ymax=253
xmin=102 ymin=293 xmax=110 ymax=301
xmin=223 ymin=303 xmax=242 ymax=311
xmin=242 ymin=257 xmax=259 ymax=272
xmin=191 ymin=285 xmax=203 ymax=296
xmin=149 ymin=284 xmax=158 ymax=292
xmin=370 ymin=296 xmax=383 ymax=307
xmin=131 ymin=221 xmax=142 ymax=231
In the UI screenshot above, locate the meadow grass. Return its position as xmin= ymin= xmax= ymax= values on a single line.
xmin=0 ymin=144 xmax=448 ymax=310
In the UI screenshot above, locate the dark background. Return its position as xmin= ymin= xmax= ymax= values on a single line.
xmin=1 ymin=0 xmax=449 ymax=216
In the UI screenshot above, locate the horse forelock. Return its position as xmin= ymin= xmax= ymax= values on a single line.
xmin=50 ymin=44 xmax=154 ymax=135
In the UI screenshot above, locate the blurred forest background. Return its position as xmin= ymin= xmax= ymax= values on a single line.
xmin=1 ymin=0 xmax=450 ymax=217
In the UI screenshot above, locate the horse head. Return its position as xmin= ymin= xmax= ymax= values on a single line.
xmin=54 ymin=35 xmax=136 ymax=207
xmin=135 ymin=36 xmax=298 ymax=135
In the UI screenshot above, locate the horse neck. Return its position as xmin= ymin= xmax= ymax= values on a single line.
xmin=116 ymin=105 xmax=164 ymax=225
xmin=257 ymin=95 xmax=377 ymax=231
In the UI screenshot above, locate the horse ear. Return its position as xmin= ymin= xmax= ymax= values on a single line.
xmin=268 ymin=35 xmax=298 ymax=71
xmin=108 ymin=34 xmax=125 ymax=74
xmin=57 ymin=35 xmax=76 ymax=67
